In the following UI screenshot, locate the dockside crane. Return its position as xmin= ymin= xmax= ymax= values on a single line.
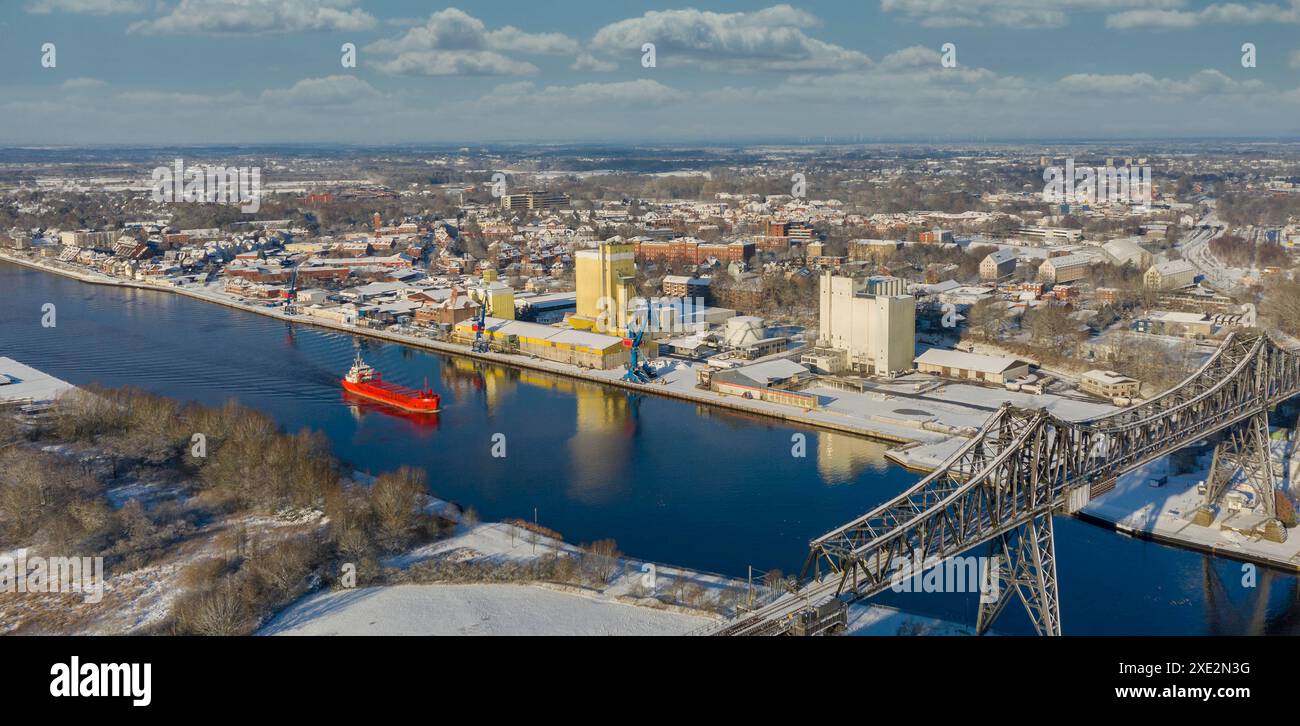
xmin=470 ymin=297 xmax=490 ymax=353
xmin=621 ymin=320 xmax=657 ymax=383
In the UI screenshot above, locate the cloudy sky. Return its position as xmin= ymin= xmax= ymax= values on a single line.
xmin=4 ymin=0 xmax=1300 ymax=145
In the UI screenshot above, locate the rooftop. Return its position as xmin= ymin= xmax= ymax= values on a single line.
xmin=914 ymin=348 xmax=1027 ymax=375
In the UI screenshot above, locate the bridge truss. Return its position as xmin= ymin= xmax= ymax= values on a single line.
xmin=707 ymin=331 xmax=1300 ymax=636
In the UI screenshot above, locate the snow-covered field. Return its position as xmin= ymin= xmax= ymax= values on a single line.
xmin=261 ymin=583 xmax=711 ymax=636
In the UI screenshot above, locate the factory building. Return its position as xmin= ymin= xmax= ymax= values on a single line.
xmin=453 ymin=316 xmax=644 ymax=370
xmin=571 ymin=238 xmax=637 ymax=334
xmin=481 ymin=281 xmax=516 ymax=320
xmin=803 ymin=272 xmax=916 ymax=376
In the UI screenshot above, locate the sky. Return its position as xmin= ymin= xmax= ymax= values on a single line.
xmin=3 ymin=0 xmax=1300 ymax=145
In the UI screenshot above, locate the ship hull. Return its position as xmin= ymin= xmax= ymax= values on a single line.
xmin=340 ymin=379 xmax=441 ymax=413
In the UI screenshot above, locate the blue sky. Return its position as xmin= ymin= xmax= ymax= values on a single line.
xmin=3 ymin=0 xmax=1300 ymax=144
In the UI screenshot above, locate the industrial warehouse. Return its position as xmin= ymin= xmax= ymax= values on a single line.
xmin=452 ymin=316 xmax=644 ymax=369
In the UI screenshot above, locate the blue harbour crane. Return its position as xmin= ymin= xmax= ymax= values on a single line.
xmin=621 ymin=320 xmax=657 ymax=383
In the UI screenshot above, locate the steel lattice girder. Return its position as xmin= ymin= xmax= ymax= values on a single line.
xmin=1202 ymin=410 xmax=1277 ymax=519
xmin=800 ymin=331 xmax=1300 ymax=612
xmin=976 ymin=513 xmax=1060 ymax=636
xmin=704 ymin=332 xmax=1300 ymax=636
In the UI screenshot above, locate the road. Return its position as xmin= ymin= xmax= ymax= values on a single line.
xmin=1180 ymin=214 xmax=1238 ymax=292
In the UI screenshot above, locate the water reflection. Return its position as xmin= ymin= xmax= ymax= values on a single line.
xmin=566 ymin=386 xmax=633 ymax=504
xmin=342 ymin=390 xmax=440 ymax=437
xmin=815 ymin=430 xmax=892 ymax=484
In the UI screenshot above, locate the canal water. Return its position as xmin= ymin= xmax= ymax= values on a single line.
xmin=2 ymin=260 xmax=1297 ymax=635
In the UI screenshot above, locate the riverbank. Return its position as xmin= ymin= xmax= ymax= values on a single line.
xmin=1074 ymin=454 xmax=1300 ymax=574
xmin=0 ymin=251 xmax=1113 ymax=455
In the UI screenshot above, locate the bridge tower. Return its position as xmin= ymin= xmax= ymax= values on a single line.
xmin=1192 ymin=410 xmax=1287 ymax=543
xmin=975 ymin=513 xmax=1061 ymax=636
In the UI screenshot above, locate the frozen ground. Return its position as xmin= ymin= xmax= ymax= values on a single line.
xmin=1080 ymin=446 xmax=1300 ymax=570
xmin=265 ymin=515 xmax=981 ymax=636
xmin=0 ymin=356 xmax=74 ymax=404
xmin=261 ymin=583 xmax=711 ymax=636
xmin=584 ymin=358 xmax=1112 ymax=446
xmin=261 ymin=582 xmax=979 ymax=636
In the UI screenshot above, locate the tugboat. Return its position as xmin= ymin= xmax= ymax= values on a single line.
xmin=340 ymin=352 xmax=440 ymax=413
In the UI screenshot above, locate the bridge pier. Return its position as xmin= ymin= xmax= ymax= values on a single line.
xmin=1192 ymin=409 xmax=1287 ymax=543
xmin=976 ymin=513 xmax=1061 ymax=636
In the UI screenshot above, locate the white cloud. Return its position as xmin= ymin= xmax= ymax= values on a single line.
xmin=127 ymin=0 xmax=376 ymax=35
xmin=881 ymin=0 xmax=1182 ymax=29
xmin=26 ymin=0 xmax=144 ymax=14
xmin=1057 ymin=69 xmax=1264 ymax=95
xmin=1103 ymin=9 xmax=1200 ymax=29
xmin=474 ymin=79 xmax=688 ymax=110
xmin=572 ymin=52 xmax=618 ymax=72
xmin=485 ymin=26 xmax=579 ymax=56
xmin=590 ymin=5 xmax=869 ymax=71
xmin=260 ymin=75 xmax=382 ymax=107
xmin=879 ymin=45 xmax=941 ymax=69
xmin=778 ymin=63 xmax=1026 ymax=104
xmin=368 ymin=8 xmax=578 ymax=77
xmin=61 ymin=77 xmax=108 ymax=90
xmin=376 ymin=51 xmax=538 ymax=77
xmin=1107 ymin=2 xmax=1300 ymax=29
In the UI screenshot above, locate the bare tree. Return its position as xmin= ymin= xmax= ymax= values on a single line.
xmin=583 ymin=539 xmax=622 ymax=585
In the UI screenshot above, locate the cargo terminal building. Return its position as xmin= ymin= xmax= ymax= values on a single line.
xmin=454 ymin=316 xmax=644 ymax=370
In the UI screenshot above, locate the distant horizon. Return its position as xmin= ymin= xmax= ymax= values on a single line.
xmin=8 ymin=135 xmax=1300 ymax=152
xmin=5 ymin=2 xmax=1300 ymax=144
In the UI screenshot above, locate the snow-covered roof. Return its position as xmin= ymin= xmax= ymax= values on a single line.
xmin=914 ymin=348 xmax=1027 ymax=374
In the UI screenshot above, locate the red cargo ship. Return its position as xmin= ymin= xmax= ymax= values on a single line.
xmin=340 ymin=353 xmax=440 ymax=413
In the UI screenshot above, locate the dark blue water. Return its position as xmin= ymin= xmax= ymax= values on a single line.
xmin=2 ymin=260 xmax=1297 ymax=634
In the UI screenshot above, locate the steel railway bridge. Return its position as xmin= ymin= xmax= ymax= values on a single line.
xmin=702 ymin=330 xmax=1300 ymax=636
